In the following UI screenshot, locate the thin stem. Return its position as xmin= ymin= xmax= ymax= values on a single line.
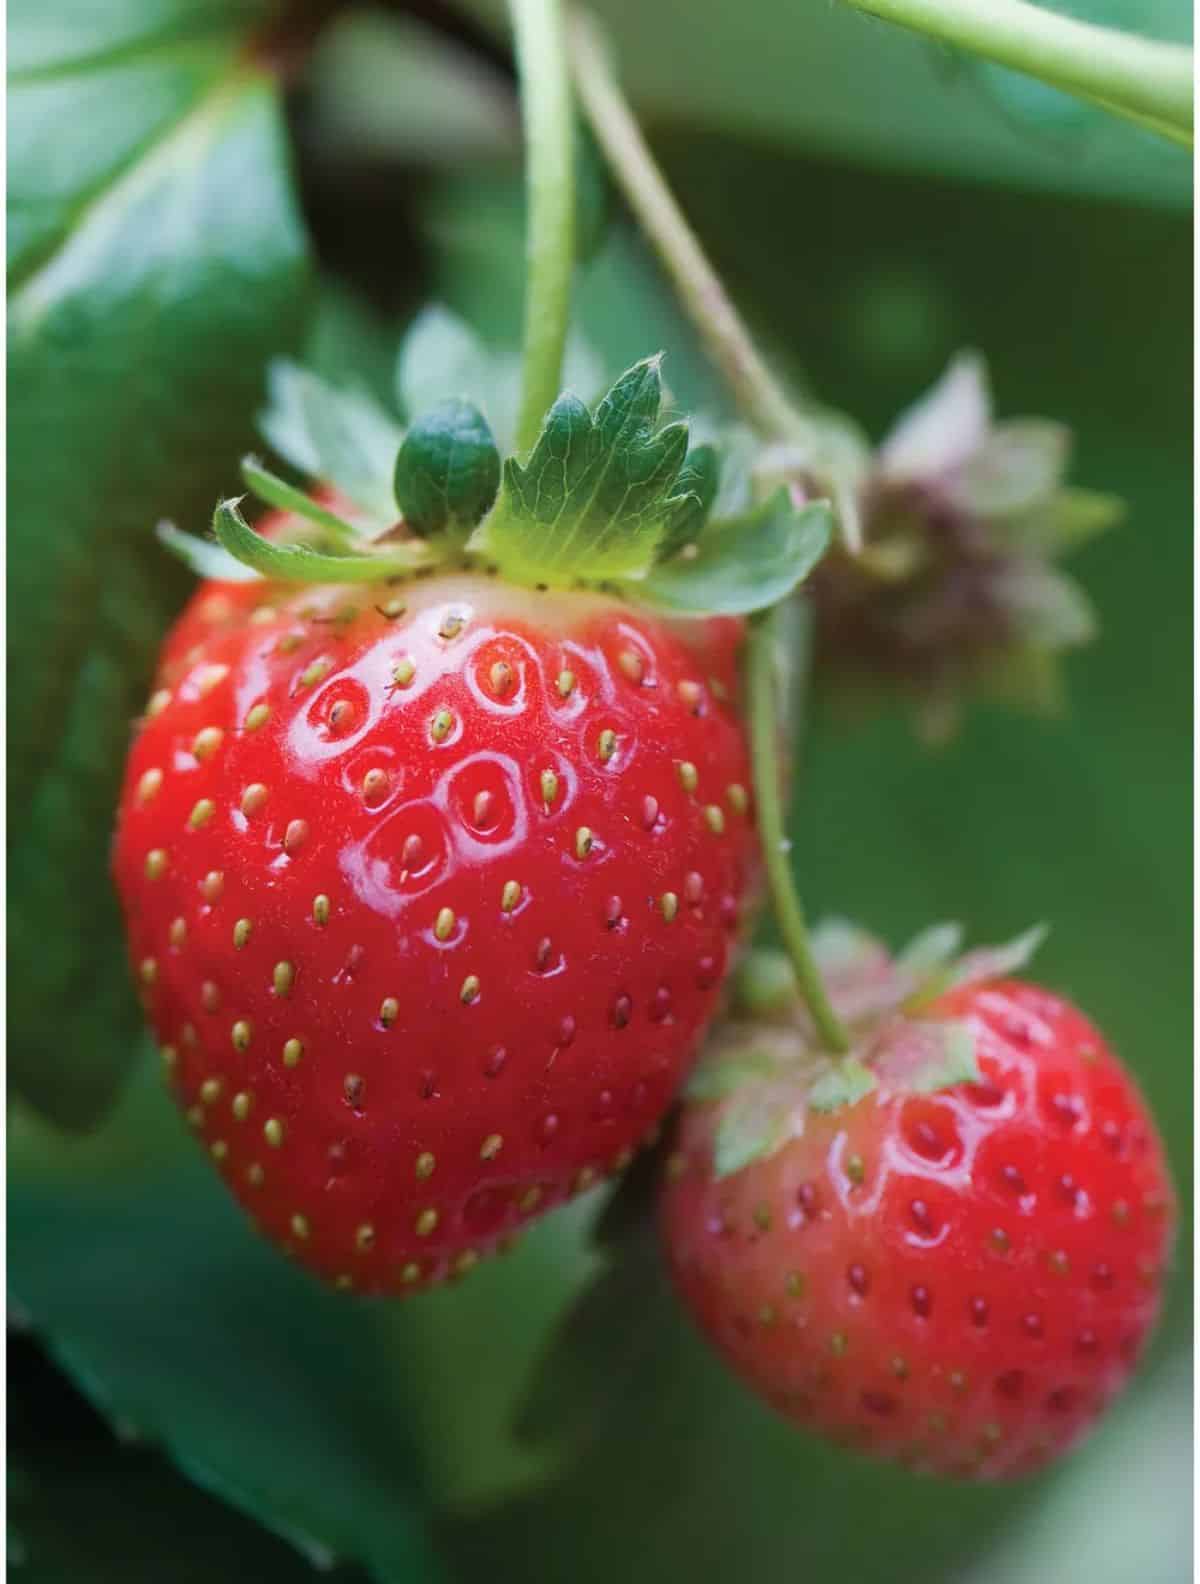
xmin=746 ymin=604 xmax=851 ymax=1054
xmin=842 ymin=0 xmax=1192 ymax=146
xmin=511 ymin=0 xmax=576 ymax=454
xmin=568 ymin=9 xmax=805 ymax=446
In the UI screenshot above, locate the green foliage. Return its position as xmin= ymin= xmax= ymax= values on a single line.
xmin=7 ymin=0 xmax=311 ymax=1128
xmin=472 ymin=356 xmax=695 ymax=583
xmin=211 ymin=498 xmax=430 ymax=582
xmin=394 ymin=399 xmax=501 ymax=538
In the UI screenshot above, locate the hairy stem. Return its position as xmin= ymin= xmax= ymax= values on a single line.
xmin=747 ymin=605 xmax=851 ymax=1054
xmin=568 ymin=8 xmax=805 ymax=444
xmin=842 ymin=0 xmax=1192 ymax=146
xmin=511 ymin=0 xmax=577 ymax=453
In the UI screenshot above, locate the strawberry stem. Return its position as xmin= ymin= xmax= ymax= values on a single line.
xmin=842 ymin=0 xmax=1191 ymax=148
xmin=511 ymin=0 xmax=577 ymax=454
xmin=746 ymin=604 xmax=851 ymax=1054
xmin=568 ymin=9 xmax=802 ymax=446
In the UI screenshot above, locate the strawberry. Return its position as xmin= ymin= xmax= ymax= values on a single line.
xmin=660 ymin=926 xmax=1176 ymax=1479
xmin=113 ymin=558 xmax=757 ymax=1294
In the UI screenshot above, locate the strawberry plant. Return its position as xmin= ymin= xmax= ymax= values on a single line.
xmin=8 ymin=0 xmax=1191 ymax=1581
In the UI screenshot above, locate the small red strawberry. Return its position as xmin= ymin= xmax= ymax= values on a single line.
xmin=660 ymin=926 xmax=1176 ymax=1479
xmin=114 ymin=559 xmax=756 ymax=1294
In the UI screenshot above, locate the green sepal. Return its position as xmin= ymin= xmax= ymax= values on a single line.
xmin=731 ymin=949 xmax=799 ymax=1019
xmin=895 ymin=921 xmax=965 ymax=979
xmin=807 ymin=1057 xmax=878 ymax=1113
xmin=655 ymin=443 xmax=719 ymax=560
xmin=686 ymin=1043 xmax=785 ymax=1103
xmin=633 ymin=491 xmax=831 ymax=617
xmin=240 ymin=456 xmax=359 ymax=544
xmin=155 ymin=521 xmax=262 ymax=584
xmin=212 ymin=498 xmax=431 ymax=584
xmin=258 ymin=361 xmax=403 ymax=525
xmin=469 ymin=356 xmax=695 ymax=585
xmin=874 ymin=1020 xmax=981 ymax=1094
xmin=394 ymin=398 xmax=500 ymax=540
xmin=713 ymin=1080 xmax=800 ymax=1179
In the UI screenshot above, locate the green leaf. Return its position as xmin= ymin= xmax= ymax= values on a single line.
xmin=1004 ymin=486 xmax=1125 ymax=557
xmin=8 ymin=1070 xmax=444 ymax=1581
xmin=470 ymin=356 xmax=694 ymax=585
xmin=212 ymin=498 xmax=431 ymax=584
xmin=393 ymin=398 xmax=501 ymax=539
xmin=948 ymin=418 xmax=1070 ymax=515
xmin=994 ymin=563 xmax=1099 ymax=647
xmin=950 ymin=923 xmax=1050 ymax=991
xmin=8 ymin=8 xmax=311 ymax=1129
xmin=807 ymin=1056 xmax=879 ymax=1112
xmin=634 ymin=493 xmax=832 ymax=616
xmin=258 ymin=359 xmax=404 ymax=525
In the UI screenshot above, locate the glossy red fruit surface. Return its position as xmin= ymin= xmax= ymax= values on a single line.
xmin=114 ymin=564 xmax=756 ymax=1294
xmin=661 ymin=979 xmax=1175 ymax=1479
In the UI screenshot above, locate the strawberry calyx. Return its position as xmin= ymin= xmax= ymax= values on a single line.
xmin=160 ymin=323 xmax=833 ymax=622
xmin=693 ymin=920 xmax=1047 ymax=1178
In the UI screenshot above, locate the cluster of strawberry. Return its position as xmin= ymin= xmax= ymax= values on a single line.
xmin=114 ymin=345 xmax=1173 ymax=1484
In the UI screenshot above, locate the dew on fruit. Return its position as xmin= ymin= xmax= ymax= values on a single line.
xmin=1090 ymin=1260 xmax=1115 ymax=1290
xmin=1021 ymin=1312 xmax=1044 ymax=1338
xmin=1045 ymin=1090 xmax=1084 ymax=1129
xmin=650 ymin=986 xmax=672 ymax=1022
xmin=847 ymin=1263 xmax=870 ymax=1297
xmin=989 ymin=1227 xmax=1011 ymax=1254
xmin=593 ymin=1089 xmax=615 ymax=1119
xmin=1046 ymin=1249 xmax=1070 ymax=1276
xmin=719 ymin=894 xmax=738 ymax=929
xmin=910 ymin=1284 xmax=932 ymax=1318
xmin=556 ymin=1015 xmax=577 ymax=1047
xmin=999 ymin=1163 xmax=1026 ymax=1194
xmin=970 ymin=1296 xmax=989 ymax=1327
xmin=539 ymin=1114 xmax=560 ymax=1146
xmin=1074 ymin=1328 xmax=1099 ymax=1356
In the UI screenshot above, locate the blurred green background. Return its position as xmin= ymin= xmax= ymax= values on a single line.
xmin=8 ymin=1 xmax=1192 ymax=1580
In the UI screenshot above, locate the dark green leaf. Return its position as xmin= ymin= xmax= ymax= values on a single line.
xmin=393 ymin=398 xmax=501 ymax=539
xmin=8 ymin=7 xmax=311 ymax=1129
xmin=471 ymin=357 xmax=695 ymax=585
xmin=212 ymin=498 xmax=431 ymax=583
xmin=635 ymin=493 xmax=832 ymax=616
xmin=258 ymin=360 xmax=403 ymax=525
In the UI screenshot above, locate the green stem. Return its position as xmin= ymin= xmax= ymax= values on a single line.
xmin=511 ymin=0 xmax=577 ymax=454
xmin=841 ymin=0 xmax=1192 ymax=146
xmin=567 ymin=9 xmax=804 ymax=445
xmin=746 ymin=604 xmax=850 ymax=1054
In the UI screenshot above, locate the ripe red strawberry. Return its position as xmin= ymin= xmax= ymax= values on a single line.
xmin=660 ymin=930 xmax=1175 ymax=1479
xmin=114 ymin=551 xmax=756 ymax=1295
